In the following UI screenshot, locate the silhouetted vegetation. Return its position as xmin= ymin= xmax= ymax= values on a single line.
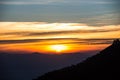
xmin=34 ymin=39 xmax=120 ymax=80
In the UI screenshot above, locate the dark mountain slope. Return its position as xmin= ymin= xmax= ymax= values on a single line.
xmin=34 ymin=39 xmax=120 ymax=80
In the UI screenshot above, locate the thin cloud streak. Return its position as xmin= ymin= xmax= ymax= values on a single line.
xmin=1 ymin=29 xmax=120 ymax=37
xmin=0 ymin=0 xmax=64 ymax=5
xmin=0 ymin=0 xmax=118 ymax=5
xmin=0 ymin=38 xmax=119 ymax=45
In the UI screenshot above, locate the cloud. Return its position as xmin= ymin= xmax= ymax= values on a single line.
xmin=0 ymin=22 xmax=120 ymax=41
xmin=0 ymin=38 xmax=118 ymax=45
xmin=0 ymin=0 xmax=65 ymax=5
xmin=0 ymin=39 xmax=40 ymax=44
xmin=1 ymin=28 xmax=120 ymax=37
xmin=0 ymin=0 xmax=119 ymax=5
xmin=0 ymin=38 xmax=76 ymax=44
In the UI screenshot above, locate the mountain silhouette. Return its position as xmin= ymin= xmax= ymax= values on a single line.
xmin=0 ymin=52 xmax=92 ymax=80
xmin=34 ymin=39 xmax=120 ymax=80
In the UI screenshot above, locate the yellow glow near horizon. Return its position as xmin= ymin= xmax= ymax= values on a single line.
xmin=49 ymin=45 xmax=68 ymax=52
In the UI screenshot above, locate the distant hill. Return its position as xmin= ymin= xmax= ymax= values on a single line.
xmin=0 ymin=52 xmax=91 ymax=80
xmin=34 ymin=39 xmax=120 ymax=80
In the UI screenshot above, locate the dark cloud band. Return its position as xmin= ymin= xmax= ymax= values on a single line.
xmin=0 ymin=38 xmax=119 ymax=45
xmin=1 ymin=28 xmax=120 ymax=37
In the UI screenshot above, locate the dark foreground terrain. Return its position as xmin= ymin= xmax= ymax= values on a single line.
xmin=34 ymin=39 xmax=120 ymax=80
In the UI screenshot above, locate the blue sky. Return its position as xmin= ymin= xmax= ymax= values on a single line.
xmin=0 ymin=0 xmax=119 ymax=26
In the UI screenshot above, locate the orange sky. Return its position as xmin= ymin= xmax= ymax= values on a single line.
xmin=0 ymin=22 xmax=120 ymax=54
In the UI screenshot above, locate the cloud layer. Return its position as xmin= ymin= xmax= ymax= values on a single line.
xmin=0 ymin=38 xmax=117 ymax=45
xmin=0 ymin=0 xmax=119 ymax=5
xmin=0 ymin=22 xmax=120 ymax=45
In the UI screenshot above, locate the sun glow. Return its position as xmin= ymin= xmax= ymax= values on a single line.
xmin=50 ymin=45 xmax=68 ymax=52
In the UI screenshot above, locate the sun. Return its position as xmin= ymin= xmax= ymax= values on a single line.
xmin=50 ymin=44 xmax=68 ymax=52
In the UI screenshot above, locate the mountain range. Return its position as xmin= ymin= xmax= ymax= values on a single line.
xmin=34 ymin=39 xmax=120 ymax=80
xmin=0 ymin=51 xmax=92 ymax=80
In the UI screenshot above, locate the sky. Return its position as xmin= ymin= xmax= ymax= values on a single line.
xmin=0 ymin=0 xmax=120 ymax=54
xmin=0 ymin=0 xmax=120 ymax=26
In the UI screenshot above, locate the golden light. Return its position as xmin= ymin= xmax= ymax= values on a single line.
xmin=50 ymin=44 xmax=68 ymax=52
